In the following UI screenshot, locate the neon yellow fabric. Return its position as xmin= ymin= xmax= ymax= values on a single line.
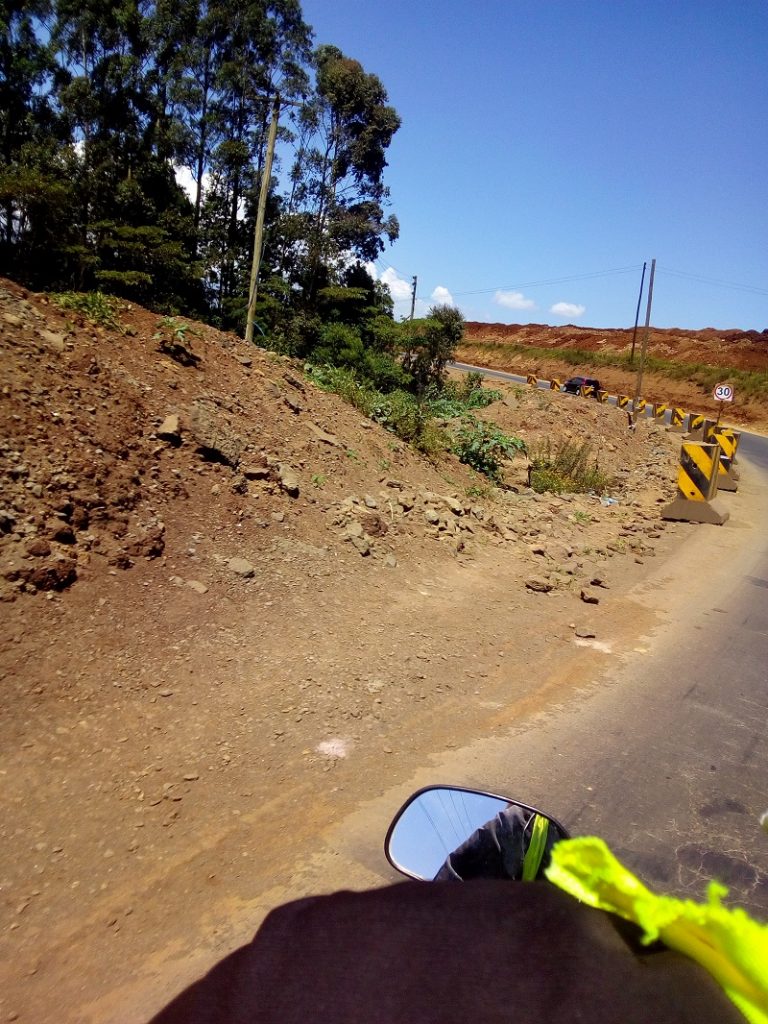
xmin=545 ymin=837 xmax=768 ymax=1024
xmin=522 ymin=815 xmax=550 ymax=881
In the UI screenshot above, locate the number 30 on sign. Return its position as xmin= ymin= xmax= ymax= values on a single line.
xmin=713 ymin=383 xmax=734 ymax=402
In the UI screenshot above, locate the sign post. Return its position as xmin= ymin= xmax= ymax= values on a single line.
xmin=712 ymin=383 xmax=734 ymax=430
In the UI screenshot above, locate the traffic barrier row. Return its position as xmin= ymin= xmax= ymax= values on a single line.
xmin=519 ymin=373 xmax=744 ymax=528
xmin=522 ymin=373 xmax=732 ymax=437
xmin=660 ymin=426 xmax=742 ymax=525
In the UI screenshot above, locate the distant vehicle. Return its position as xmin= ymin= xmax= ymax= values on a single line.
xmin=563 ymin=376 xmax=601 ymax=397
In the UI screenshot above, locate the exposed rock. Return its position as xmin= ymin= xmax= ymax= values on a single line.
xmin=125 ymin=522 xmax=165 ymax=559
xmin=189 ymin=401 xmax=242 ymax=468
xmin=283 ymin=395 xmax=302 ymax=414
xmin=37 ymin=328 xmax=65 ymax=352
xmin=360 ymin=512 xmax=388 ymax=537
xmin=575 ymin=626 xmax=596 ymax=638
xmin=580 ymin=590 xmax=600 ymax=604
xmin=157 ymin=415 xmax=181 ymax=446
xmin=363 ymin=495 xmax=378 ymax=509
xmin=228 ymin=557 xmax=255 ymax=578
xmin=526 ymin=576 xmax=552 ymax=593
xmin=384 ymin=553 xmax=398 ymax=568
xmin=27 ymin=557 xmax=77 ymax=592
xmin=306 ymin=422 xmax=342 ymax=448
xmin=242 ymin=462 xmax=270 ymax=480
xmin=342 ymin=521 xmax=364 ymax=540
xmin=185 ymin=580 xmax=208 ymax=595
xmin=277 ymin=464 xmax=300 ymax=497
xmin=25 ymin=538 xmax=51 ymax=558
xmin=350 ymin=535 xmax=371 ymax=556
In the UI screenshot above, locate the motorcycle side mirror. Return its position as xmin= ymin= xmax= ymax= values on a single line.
xmin=384 ymin=785 xmax=569 ymax=881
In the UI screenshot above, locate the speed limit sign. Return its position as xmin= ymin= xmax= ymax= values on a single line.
xmin=713 ymin=383 xmax=734 ymax=402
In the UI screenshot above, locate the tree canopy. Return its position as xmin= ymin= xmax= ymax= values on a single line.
xmin=0 ymin=1 xmax=400 ymax=329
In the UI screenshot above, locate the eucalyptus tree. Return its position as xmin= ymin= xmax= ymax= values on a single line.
xmin=282 ymin=44 xmax=400 ymax=309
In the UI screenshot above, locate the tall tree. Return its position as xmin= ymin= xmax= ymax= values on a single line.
xmin=283 ymin=44 xmax=400 ymax=308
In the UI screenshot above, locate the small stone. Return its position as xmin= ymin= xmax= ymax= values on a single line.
xmin=159 ymin=689 xmax=174 ymax=697
xmin=228 ymin=556 xmax=256 ymax=578
xmin=575 ymin=626 xmax=596 ymax=638
xmin=271 ymin=511 xmax=285 ymax=523
xmin=183 ymin=773 xmax=199 ymax=781
xmin=25 ymin=538 xmax=51 ymax=558
xmin=185 ymin=579 xmax=208 ymax=595
xmin=157 ymin=414 xmax=181 ymax=445
xmin=526 ymin=576 xmax=552 ymax=593
xmin=277 ymin=464 xmax=300 ymax=497
xmin=384 ymin=553 xmax=398 ymax=568
xmin=363 ymin=495 xmax=378 ymax=509
xmin=580 ymin=590 xmax=600 ymax=604
xmin=350 ymin=535 xmax=371 ymax=556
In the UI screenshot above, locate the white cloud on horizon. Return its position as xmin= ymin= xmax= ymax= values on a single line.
xmin=495 ymin=289 xmax=535 ymax=311
xmin=431 ymin=284 xmax=454 ymax=305
xmin=550 ymin=301 xmax=586 ymax=319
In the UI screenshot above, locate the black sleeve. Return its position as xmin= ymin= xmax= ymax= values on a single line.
xmin=149 ymin=880 xmax=744 ymax=1024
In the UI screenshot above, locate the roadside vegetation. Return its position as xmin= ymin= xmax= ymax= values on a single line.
xmin=528 ymin=439 xmax=612 ymax=495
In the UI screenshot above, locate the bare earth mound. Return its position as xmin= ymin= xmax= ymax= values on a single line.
xmin=1 ymin=281 xmax=692 ymax=1022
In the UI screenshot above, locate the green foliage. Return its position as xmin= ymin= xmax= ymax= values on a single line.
xmin=429 ymin=377 xmax=502 ymax=418
xmin=402 ymin=305 xmax=465 ymax=395
xmin=51 ymin=290 xmax=124 ymax=330
xmin=311 ymin=473 xmax=327 ymax=488
xmin=529 ymin=439 xmax=612 ymax=495
xmin=451 ymin=417 xmax=525 ymax=482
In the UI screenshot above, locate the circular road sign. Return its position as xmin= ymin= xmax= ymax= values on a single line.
xmin=713 ymin=383 xmax=734 ymax=402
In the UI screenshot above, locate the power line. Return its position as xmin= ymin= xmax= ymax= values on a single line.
xmin=451 ymin=265 xmax=643 ymax=297
xmin=657 ymin=266 xmax=768 ymax=297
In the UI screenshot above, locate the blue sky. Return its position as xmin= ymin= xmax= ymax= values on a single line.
xmin=299 ymin=0 xmax=768 ymax=330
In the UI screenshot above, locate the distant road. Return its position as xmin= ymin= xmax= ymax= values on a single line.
xmin=452 ymin=360 xmax=768 ymax=459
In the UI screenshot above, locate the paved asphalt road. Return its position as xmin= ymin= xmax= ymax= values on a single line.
xmin=397 ymin=361 xmax=768 ymax=914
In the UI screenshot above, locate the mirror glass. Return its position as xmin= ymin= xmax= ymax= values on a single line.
xmin=387 ymin=787 xmax=515 ymax=880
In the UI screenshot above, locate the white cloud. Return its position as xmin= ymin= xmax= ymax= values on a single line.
xmin=381 ymin=267 xmax=414 ymax=302
xmin=431 ymin=285 xmax=454 ymax=305
xmin=550 ymin=301 xmax=586 ymax=319
xmin=495 ymin=289 xmax=535 ymax=311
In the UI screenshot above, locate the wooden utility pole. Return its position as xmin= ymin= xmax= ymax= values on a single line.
xmin=629 ymin=261 xmax=647 ymax=365
xmin=632 ymin=258 xmax=656 ymax=424
xmin=409 ymin=275 xmax=417 ymax=320
xmin=245 ymin=92 xmax=280 ymax=346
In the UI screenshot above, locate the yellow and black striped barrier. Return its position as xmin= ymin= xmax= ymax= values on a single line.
xmin=653 ymin=402 xmax=668 ymax=421
xmin=596 ymin=389 xmax=609 ymax=404
xmin=670 ymin=407 xmax=686 ymax=430
xmin=686 ymin=413 xmax=705 ymax=436
xmin=580 ymin=384 xmax=596 ymax=399
xmin=713 ymin=429 xmax=740 ymax=491
xmin=527 ymin=374 xmax=538 ymax=387
xmin=661 ymin=442 xmax=729 ymax=525
xmin=617 ymin=394 xmax=631 ymax=409
xmin=633 ymin=398 xmax=647 ymax=415
xmin=549 ymin=378 xmax=562 ymax=391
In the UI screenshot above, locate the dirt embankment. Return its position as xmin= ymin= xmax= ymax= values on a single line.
xmin=1 ymin=280 xmax=691 ymax=1022
xmin=460 ymin=321 xmax=768 ymax=431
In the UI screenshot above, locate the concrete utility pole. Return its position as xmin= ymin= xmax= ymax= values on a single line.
xmin=632 ymin=258 xmax=656 ymax=424
xmin=409 ymin=275 xmax=417 ymax=320
xmin=245 ymin=92 xmax=280 ymax=346
xmin=629 ymin=261 xmax=647 ymax=365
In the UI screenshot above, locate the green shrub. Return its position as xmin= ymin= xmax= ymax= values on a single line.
xmin=51 ymin=290 xmax=124 ymax=330
xmin=452 ymin=417 xmax=525 ymax=481
xmin=529 ymin=439 xmax=612 ymax=494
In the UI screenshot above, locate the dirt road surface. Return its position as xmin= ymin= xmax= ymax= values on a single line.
xmin=0 ymin=279 xmax=744 ymax=1022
